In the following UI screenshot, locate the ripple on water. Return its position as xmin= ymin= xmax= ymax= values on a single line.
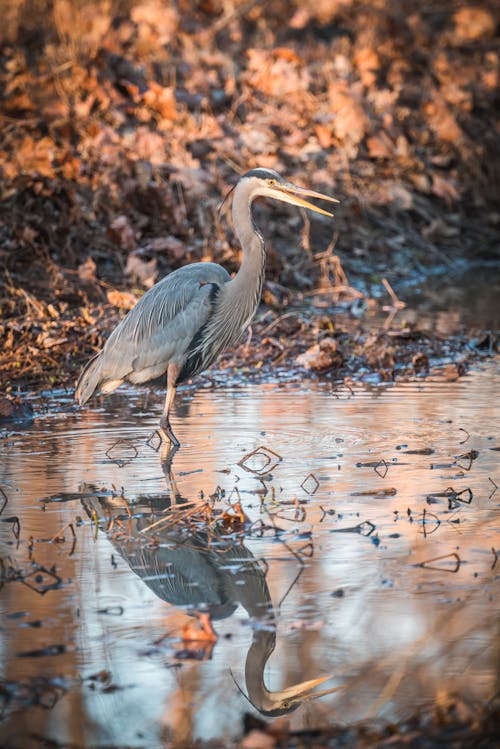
xmin=0 ymin=362 xmax=499 ymax=746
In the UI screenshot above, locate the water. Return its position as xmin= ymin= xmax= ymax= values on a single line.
xmin=1 ymin=364 xmax=499 ymax=748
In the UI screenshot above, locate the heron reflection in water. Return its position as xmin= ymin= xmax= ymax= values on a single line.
xmin=76 ymin=169 xmax=337 ymax=447
xmin=82 ymin=463 xmax=340 ymax=716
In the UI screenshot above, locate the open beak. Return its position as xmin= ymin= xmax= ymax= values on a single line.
xmin=270 ymin=182 xmax=339 ymax=217
xmin=277 ymin=674 xmax=344 ymax=703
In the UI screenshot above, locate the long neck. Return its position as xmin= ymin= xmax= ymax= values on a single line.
xmin=220 ymin=180 xmax=266 ymax=333
xmin=196 ymin=180 xmax=266 ymax=364
xmin=245 ymin=627 xmax=278 ymax=713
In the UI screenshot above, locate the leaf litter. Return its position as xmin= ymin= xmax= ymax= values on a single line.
xmin=0 ymin=0 xmax=498 ymax=404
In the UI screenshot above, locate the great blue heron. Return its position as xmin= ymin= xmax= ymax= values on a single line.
xmin=82 ymin=487 xmax=341 ymax=716
xmin=75 ymin=168 xmax=337 ymax=445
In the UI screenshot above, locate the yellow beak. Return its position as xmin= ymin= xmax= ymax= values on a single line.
xmin=270 ymin=182 xmax=339 ymax=217
xmin=276 ymin=673 xmax=344 ymax=703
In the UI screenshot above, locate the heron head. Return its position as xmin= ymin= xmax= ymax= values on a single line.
xmin=245 ymin=672 xmax=343 ymax=717
xmin=240 ymin=168 xmax=338 ymax=217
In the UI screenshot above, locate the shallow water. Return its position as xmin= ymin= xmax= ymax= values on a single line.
xmin=1 ymin=364 xmax=499 ymax=748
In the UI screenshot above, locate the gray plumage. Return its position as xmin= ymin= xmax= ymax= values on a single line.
xmin=75 ymin=168 xmax=337 ymax=445
xmin=82 ymin=492 xmax=340 ymax=716
xmin=76 ymin=262 xmax=230 ymax=403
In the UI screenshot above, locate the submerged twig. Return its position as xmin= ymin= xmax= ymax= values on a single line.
xmin=419 ymin=552 xmax=461 ymax=573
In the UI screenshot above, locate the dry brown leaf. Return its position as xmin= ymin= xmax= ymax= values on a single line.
xmin=173 ymin=167 xmax=215 ymax=199
xmin=143 ymin=82 xmax=177 ymax=121
xmin=424 ymin=96 xmax=463 ymax=142
xmin=245 ymin=49 xmax=310 ymax=99
xmin=108 ymin=215 xmax=137 ymax=251
xmin=182 ymin=613 xmax=217 ymax=643
xmin=37 ymin=332 xmax=69 ymax=349
xmin=453 ymin=7 xmax=496 ymax=41
xmin=387 ymin=182 xmax=414 ymax=210
xmin=328 ymin=83 xmax=367 ymax=145
xmin=78 ymin=257 xmax=97 ymax=283
xmin=366 ymin=132 xmax=394 ymax=159
xmin=315 ymin=124 xmax=333 ymax=149
xmin=15 ymin=135 xmax=56 ymax=179
xmin=130 ymin=0 xmax=178 ymax=45
xmin=354 ymin=46 xmax=380 ymax=87
xmin=240 ymin=124 xmax=274 ymax=154
xmin=125 ymin=253 xmax=157 ymax=288
xmin=273 ymin=47 xmax=302 ymax=64
xmin=289 ymin=7 xmax=310 ymax=29
xmin=140 ymin=236 xmax=185 ymax=261
xmin=131 ymin=128 xmax=166 ymax=163
xmin=296 ymin=339 xmax=343 ymax=371
xmin=106 ymin=289 xmax=137 ymax=311
xmin=4 ymin=92 xmax=34 ymax=111
xmin=239 ymin=731 xmax=276 ymax=749
xmin=432 ymin=174 xmax=460 ymax=206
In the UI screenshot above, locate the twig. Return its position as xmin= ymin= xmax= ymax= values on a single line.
xmin=381 ymin=278 xmax=406 ymax=330
xmin=49 ymin=522 xmax=76 ymax=544
xmin=259 ymin=311 xmax=302 ymax=337
xmin=488 ymin=477 xmax=498 ymax=499
xmin=419 ymin=552 xmax=461 ymax=573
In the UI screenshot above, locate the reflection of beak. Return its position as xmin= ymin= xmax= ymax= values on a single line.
xmin=278 ymin=674 xmax=343 ymax=702
xmin=270 ymin=183 xmax=339 ymax=217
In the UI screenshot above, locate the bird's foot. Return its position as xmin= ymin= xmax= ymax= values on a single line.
xmin=159 ymin=415 xmax=180 ymax=448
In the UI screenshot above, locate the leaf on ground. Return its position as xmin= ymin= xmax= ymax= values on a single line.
xmin=424 ymin=95 xmax=463 ymax=143
xmin=432 ymin=174 xmax=460 ymax=206
xmin=367 ymin=132 xmax=395 ymax=159
xmin=125 ymin=253 xmax=157 ymax=288
xmin=328 ymin=82 xmax=367 ymax=145
xmin=240 ymin=731 xmax=276 ymax=749
xmin=143 ymin=82 xmax=177 ymax=121
xmin=453 ymin=7 xmax=496 ymax=42
xmin=106 ymin=290 xmax=137 ymax=310
xmin=354 ymin=46 xmax=380 ymax=87
xmin=245 ymin=48 xmax=310 ymax=99
xmin=14 ymin=136 xmax=56 ymax=179
xmin=108 ymin=215 xmax=137 ymax=251
xmin=78 ymin=257 xmax=97 ymax=283
xmin=296 ymin=339 xmax=343 ymax=371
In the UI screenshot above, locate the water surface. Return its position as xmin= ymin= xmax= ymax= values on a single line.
xmin=1 ymin=364 xmax=499 ymax=748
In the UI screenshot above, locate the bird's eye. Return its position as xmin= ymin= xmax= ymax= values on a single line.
xmin=268 ymin=179 xmax=275 ymax=186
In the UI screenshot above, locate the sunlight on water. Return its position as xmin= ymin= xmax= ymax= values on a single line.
xmin=0 ymin=363 xmax=499 ymax=747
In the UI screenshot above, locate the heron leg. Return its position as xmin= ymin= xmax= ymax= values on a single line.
xmin=160 ymin=364 xmax=181 ymax=447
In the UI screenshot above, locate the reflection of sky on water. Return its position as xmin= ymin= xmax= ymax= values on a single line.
xmin=0 ymin=363 xmax=499 ymax=747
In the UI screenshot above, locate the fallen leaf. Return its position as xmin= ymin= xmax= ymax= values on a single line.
xmin=354 ymin=46 xmax=380 ymax=87
xmin=432 ymin=174 xmax=460 ymax=206
xmin=240 ymin=730 xmax=276 ymax=749
xmin=78 ymin=257 xmax=97 ymax=283
xmin=296 ymin=339 xmax=343 ymax=371
xmin=125 ymin=252 xmax=157 ymax=287
xmin=328 ymin=83 xmax=367 ymax=145
xmin=106 ymin=289 xmax=137 ymax=310
xmin=143 ymin=83 xmax=177 ymax=121
xmin=424 ymin=95 xmax=463 ymax=142
xmin=367 ymin=132 xmax=395 ymax=159
xmin=182 ymin=613 xmax=217 ymax=643
xmin=453 ymin=7 xmax=496 ymax=41
xmin=245 ymin=49 xmax=311 ymax=99
xmin=315 ymin=124 xmax=333 ymax=149
xmin=108 ymin=215 xmax=137 ymax=251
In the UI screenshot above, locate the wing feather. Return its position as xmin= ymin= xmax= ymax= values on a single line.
xmin=97 ymin=263 xmax=229 ymax=385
